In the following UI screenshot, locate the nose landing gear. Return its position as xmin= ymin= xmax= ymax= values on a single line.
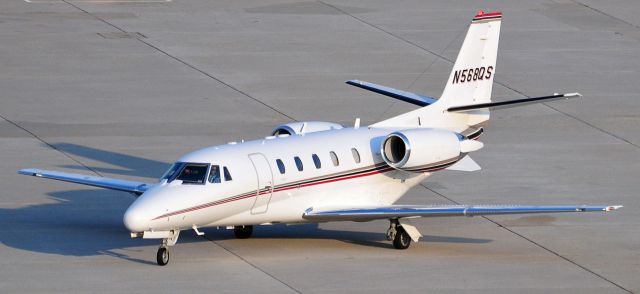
xmin=157 ymin=245 xmax=169 ymax=266
xmin=155 ymin=230 xmax=180 ymax=266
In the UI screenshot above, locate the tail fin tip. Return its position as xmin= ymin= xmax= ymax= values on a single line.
xmin=473 ymin=10 xmax=502 ymax=21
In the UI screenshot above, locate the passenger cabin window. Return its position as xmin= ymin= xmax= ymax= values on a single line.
xmin=276 ymin=159 xmax=285 ymax=174
xmin=208 ymin=165 xmax=221 ymax=183
xmin=312 ymin=154 xmax=321 ymax=169
xmin=351 ymin=148 xmax=361 ymax=164
xmin=294 ymin=156 xmax=303 ymax=171
xmin=329 ymin=151 xmax=339 ymax=166
xmin=223 ymin=166 xmax=232 ymax=181
xmin=177 ymin=163 xmax=209 ymax=184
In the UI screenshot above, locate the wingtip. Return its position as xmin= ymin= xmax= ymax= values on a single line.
xmin=18 ymin=168 xmax=39 ymax=176
xmin=605 ymin=205 xmax=623 ymax=212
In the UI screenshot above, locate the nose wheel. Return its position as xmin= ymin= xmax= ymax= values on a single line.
xmin=156 ymin=246 xmax=169 ymax=266
xmin=153 ymin=230 xmax=180 ymax=266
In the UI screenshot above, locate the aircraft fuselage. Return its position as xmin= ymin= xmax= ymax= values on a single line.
xmin=123 ymin=127 xmax=429 ymax=232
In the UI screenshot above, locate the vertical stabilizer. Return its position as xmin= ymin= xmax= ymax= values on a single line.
xmin=372 ymin=11 xmax=502 ymax=132
xmin=440 ymin=11 xmax=501 ymax=106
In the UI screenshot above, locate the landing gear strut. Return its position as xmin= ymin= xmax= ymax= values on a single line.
xmin=234 ymin=225 xmax=253 ymax=239
xmin=387 ymin=219 xmax=411 ymax=249
xmin=155 ymin=230 xmax=180 ymax=266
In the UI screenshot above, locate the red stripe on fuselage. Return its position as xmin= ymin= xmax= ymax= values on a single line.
xmin=152 ymin=165 xmax=396 ymax=220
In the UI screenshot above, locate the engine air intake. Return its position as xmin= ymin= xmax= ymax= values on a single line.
xmin=380 ymin=129 xmax=463 ymax=172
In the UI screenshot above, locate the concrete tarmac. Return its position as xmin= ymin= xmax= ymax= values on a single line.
xmin=1 ymin=0 xmax=638 ymax=293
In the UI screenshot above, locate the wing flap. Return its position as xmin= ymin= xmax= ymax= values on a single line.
xmin=303 ymin=204 xmax=622 ymax=222
xmin=19 ymin=168 xmax=151 ymax=195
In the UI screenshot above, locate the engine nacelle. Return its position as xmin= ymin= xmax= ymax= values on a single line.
xmin=381 ymin=128 xmax=466 ymax=172
xmin=271 ymin=121 xmax=343 ymax=136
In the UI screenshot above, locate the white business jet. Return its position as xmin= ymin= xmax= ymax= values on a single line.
xmin=20 ymin=11 xmax=621 ymax=266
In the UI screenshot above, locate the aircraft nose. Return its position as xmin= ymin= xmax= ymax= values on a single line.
xmin=123 ymin=206 xmax=148 ymax=232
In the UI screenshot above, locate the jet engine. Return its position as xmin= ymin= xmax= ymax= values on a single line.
xmin=381 ymin=128 xmax=482 ymax=172
xmin=271 ymin=121 xmax=343 ymax=136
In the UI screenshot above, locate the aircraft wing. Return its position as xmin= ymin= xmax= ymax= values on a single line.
xmin=18 ymin=168 xmax=152 ymax=196
xmin=303 ymin=204 xmax=622 ymax=222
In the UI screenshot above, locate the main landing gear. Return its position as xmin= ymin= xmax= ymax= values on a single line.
xmin=386 ymin=219 xmax=412 ymax=249
xmin=234 ymin=225 xmax=253 ymax=239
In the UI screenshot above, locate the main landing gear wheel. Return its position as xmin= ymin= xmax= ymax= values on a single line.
xmin=387 ymin=219 xmax=411 ymax=250
xmin=234 ymin=225 xmax=253 ymax=239
xmin=156 ymin=246 xmax=169 ymax=266
xmin=392 ymin=226 xmax=411 ymax=250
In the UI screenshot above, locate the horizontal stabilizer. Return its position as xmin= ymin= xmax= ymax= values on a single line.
xmin=346 ymin=80 xmax=437 ymax=107
xmin=303 ymin=204 xmax=622 ymax=222
xmin=18 ymin=169 xmax=151 ymax=196
xmin=448 ymin=93 xmax=582 ymax=112
xmin=446 ymin=155 xmax=481 ymax=172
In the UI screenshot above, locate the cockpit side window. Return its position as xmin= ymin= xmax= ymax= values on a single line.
xmin=208 ymin=165 xmax=221 ymax=184
xmin=176 ymin=163 xmax=209 ymax=184
xmin=223 ymin=166 xmax=232 ymax=181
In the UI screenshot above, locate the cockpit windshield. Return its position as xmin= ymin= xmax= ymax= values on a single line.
xmin=160 ymin=162 xmax=209 ymax=184
xmin=160 ymin=163 xmax=183 ymax=182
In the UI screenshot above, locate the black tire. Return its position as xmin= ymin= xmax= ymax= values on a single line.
xmin=392 ymin=226 xmax=411 ymax=250
xmin=234 ymin=225 xmax=253 ymax=239
xmin=156 ymin=247 xmax=169 ymax=266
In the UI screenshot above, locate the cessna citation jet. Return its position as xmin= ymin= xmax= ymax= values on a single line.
xmin=20 ymin=11 xmax=621 ymax=266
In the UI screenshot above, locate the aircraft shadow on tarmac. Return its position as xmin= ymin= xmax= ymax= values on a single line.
xmin=51 ymin=142 xmax=169 ymax=178
xmin=2 ymin=143 xmax=491 ymax=264
xmin=1 ymin=188 xmax=491 ymax=264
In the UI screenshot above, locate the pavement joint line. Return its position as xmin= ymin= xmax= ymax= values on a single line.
xmin=61 ymin=0 xmax=297 ymax=122
xmin=376 ymin=25 xmax=467 ymax=121
xmin=201 ymin=235 xmax=302 ymax=294
xmin=419 ymin=183 xmax=633 ymax=293
xmin=573 ymin=0 xmax=640 ymax=30
xmin=494 ymin=80 xmax=640 ymax=150
xmin=0 ymin=114 xmax=103 ymax=177
xmin=320 ymin=0 xmax=640 ymax=152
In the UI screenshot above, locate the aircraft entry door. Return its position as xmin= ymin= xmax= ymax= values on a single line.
xmin=248 ymin=153 xmax=274 ymax=214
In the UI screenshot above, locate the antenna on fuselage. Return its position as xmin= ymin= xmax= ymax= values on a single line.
xmin=300 ymin=122 xmax=308 ymax=135
xmin=354 ymin=118 xmax=361 ymax=129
